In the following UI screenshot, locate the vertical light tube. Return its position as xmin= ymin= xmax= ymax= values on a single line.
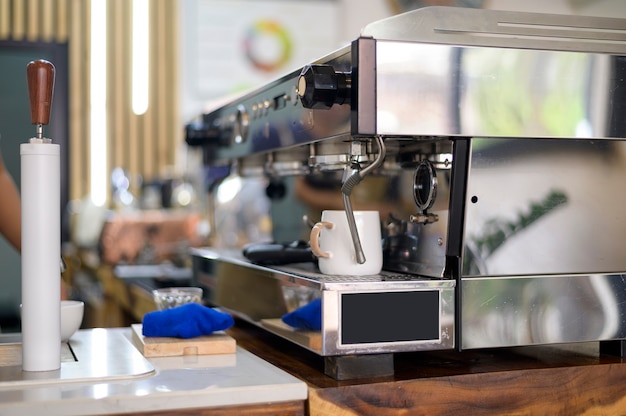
xmin=132 ymin=0 xmax=149 ymax=115
xmin=21 ymin=143 xmax=61 ymax=371
xmin=90 ymin=0 xmax=107 ymax=207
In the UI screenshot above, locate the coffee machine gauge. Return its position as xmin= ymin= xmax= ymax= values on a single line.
xmin=411 ymin=159 xmax=439 ymax=225
xmin=413 ymin=159 xmax=437 ymax=211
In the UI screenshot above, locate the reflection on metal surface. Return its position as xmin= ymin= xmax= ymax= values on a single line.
xmin=463 ymin=139 xmax=626 ymax=276
xmin=464 ymin=189 xmax=569 ymax=276
xmin=462 ymin=274 xmax=625 ymax=349
xmin=376 ymin=43 xmax=614 ymax=139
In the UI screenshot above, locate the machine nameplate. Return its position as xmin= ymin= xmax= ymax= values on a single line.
xmin=340 ymin=291 xmax=440 ymax=345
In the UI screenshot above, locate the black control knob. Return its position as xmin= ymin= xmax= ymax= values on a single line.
xmin=297 ymin=64 xmax=351 ymax=110
xmin=184 ymin=121 xmax=222 ymax=146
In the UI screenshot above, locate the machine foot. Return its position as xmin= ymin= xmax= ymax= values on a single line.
xmin=324 ymin=353 xmax=394 ymax=380
xmin=600 ymin=340 xmax=626 ymax=357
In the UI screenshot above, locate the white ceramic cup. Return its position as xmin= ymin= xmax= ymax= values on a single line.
xmin=309 ymin=210 xmax=382 ymax=276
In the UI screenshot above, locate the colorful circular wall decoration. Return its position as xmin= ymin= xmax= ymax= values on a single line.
xmin=243 ymin=20 xmax=293 ymax=73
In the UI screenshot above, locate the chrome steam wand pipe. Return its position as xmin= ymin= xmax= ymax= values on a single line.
xmin=340 ymin=136 xmax=386 ymax=265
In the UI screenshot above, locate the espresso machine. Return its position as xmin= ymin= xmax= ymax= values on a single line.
xmin=187 ymin=7 xmax=626 ymax=379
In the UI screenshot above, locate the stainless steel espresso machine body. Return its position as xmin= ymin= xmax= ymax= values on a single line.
xmin=187 ymin=7 xmax=626 ymax=372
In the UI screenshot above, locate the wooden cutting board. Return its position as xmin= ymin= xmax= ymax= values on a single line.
xmin=131 ymin=324 xmax=236 ymax=358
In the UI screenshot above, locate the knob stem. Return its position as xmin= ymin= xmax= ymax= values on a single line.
xmin=26 ymin=59 xmax=55 ymax=139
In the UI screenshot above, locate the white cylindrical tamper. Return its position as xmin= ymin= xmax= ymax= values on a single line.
xmin=21 ymin=59 xmax=61 ymax=372
xmin=21 ymin=142 xmax=61 ymax=371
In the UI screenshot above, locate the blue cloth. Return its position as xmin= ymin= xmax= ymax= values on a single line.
xmin=281 ymin=298 xmax=322 ymax=331
xmin=142 ymin=303 xmax=234 ymax=338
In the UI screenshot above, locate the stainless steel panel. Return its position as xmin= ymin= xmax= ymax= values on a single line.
xmin=461 ymin=273 xmax=626 ymax=349
xmin=463 ymin=138 xmax=626 ymax=276
xmin=375 ymin=42 xmax=623 ymax=138
xmin=363 ymin=7 xmax=626 ymax=54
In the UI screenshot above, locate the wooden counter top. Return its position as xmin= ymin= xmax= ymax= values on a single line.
xmin=227 ymin=320 xmax=626 ymax=415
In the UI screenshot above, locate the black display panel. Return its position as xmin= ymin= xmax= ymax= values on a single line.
xmin=341 ymin=291 xmax=440 ymax=345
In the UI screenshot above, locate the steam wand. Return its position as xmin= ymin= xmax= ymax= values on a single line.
xmin=341 ymin=136 xmax=386 ymax=265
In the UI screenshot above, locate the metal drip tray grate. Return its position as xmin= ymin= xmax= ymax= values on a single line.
xmin=277 ymin=263 xmax=440 ymax=283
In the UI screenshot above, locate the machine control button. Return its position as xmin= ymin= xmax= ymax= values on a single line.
xmin=297 ymin=64 xmax=351 ymax=110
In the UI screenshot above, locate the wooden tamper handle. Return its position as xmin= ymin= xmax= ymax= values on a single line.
xmin=26 ymin=59 xmax=55 ymax=132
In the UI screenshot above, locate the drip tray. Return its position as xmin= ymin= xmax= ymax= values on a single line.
xmin=0 ymin=329 xmax=155 ymax=387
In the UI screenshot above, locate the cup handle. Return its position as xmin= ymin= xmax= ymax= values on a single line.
xmin=310 ymin=221 xmax=333 ymax=258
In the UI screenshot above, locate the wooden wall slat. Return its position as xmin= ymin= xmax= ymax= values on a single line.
xmin=143 ymin=0 xmax=154 ymax=180
xmin=163 ymin=0 xmax=179 ymax=178
xmin=0 ymin=0 xmax=10 ymax=39
xmin=127 ymin=1 xmax=139 ymax=197
xmin=25 ymin=0 xmax=38 ymax=41
xmin=41 ymin=0 xmax=54 ymax=42
xmin=111 ymin=0 xmax=124 ymax=195
xmin=56 ymin=0 xmax=68 ymax=42
xmin=68 ymin=0 xmax=87 ymax=201
xmin=170 ymin=1 xmax=180 ymax=175
xmin=156 ymin=0 xmax=168 ymax=177
xmin=12 ymin=0 xmax=25 ymax=40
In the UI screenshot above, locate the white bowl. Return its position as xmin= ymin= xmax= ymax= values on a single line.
xmin=61 ymin=300 xmax=84 ymax=342
xmin=20 ymin=300 xmax=85 ymax=342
